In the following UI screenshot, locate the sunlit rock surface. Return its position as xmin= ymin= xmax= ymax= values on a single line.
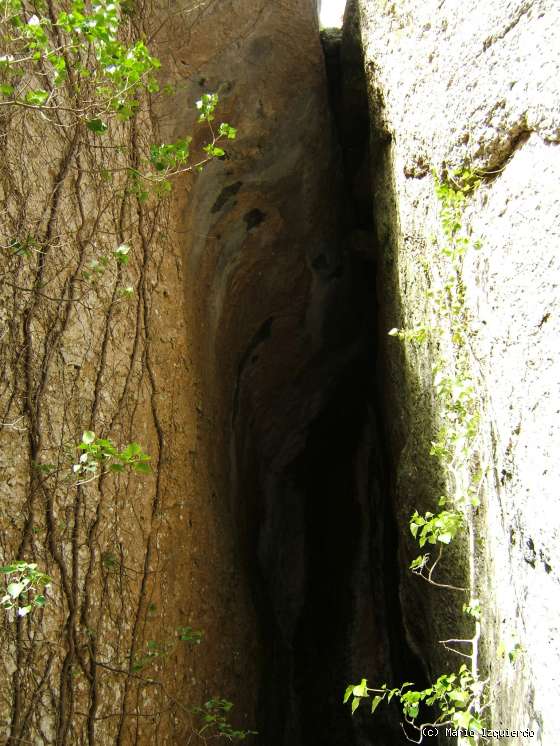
xmin=352 ymin=0 xmax=560 ymax=740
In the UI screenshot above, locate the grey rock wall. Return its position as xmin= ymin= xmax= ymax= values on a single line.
xmin=352 ymin=0 xmax=560 ymax=742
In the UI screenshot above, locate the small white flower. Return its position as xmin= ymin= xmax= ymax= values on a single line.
xmin=27 ymin=14 xmax=40 ymax=26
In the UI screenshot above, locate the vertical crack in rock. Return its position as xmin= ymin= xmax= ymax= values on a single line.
xmin=230 ymin=8 xmax=427 ymax=745
xmin=165 ymin=1 xmax=430 ymax=741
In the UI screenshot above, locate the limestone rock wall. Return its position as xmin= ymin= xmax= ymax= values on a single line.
xmin=352 ymin=0 xmax=560 ymax=741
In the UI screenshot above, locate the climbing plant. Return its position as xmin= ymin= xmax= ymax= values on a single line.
xmin=346 ymin=169 xmax=488 ymax=743
xmin=1 ymin=561 xmax=51 ymax=617
xmin=190 ymin=699 xmax=257 ymax=743
xmin=0 ymin=0 xmax=250 ymax=742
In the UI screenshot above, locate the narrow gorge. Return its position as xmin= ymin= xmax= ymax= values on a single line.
xmin=0 ymin=0 xmax=558 ymax=744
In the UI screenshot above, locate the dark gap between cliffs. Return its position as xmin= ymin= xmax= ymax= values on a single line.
xmin=244 ymin=18 xmax=429 ymax=746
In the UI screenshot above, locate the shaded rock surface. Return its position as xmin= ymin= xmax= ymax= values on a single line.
xmin=2 ymin=0 xmax=557 ymax=742
xmin=160 ymin=1 xmax=419 ymax=743
xmin=2 ymin=0 xmax=396 ymax=743
xmin=352 ymin=0 xmax=560 ymax=741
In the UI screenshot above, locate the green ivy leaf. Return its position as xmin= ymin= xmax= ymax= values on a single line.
xmin=178 ymin=626 xmax=203 ymax=643
xmin=25 ymin=89 xmax=49 ymax=105
xmin=218 ymin=122 xmax=237 ymax=139
xmin=113 ymin=243 xmax=130 ymax=264
xmin=7 ymin=582 xmax=23 ymax=598
xmin=86 ymin=118 xmax=108 ymax=133
xmin=352 ymin=679 xmax=368 ymax=697
xmin=407 ymin=703 xmax=419 ymax=719
xmin=203 ymin=143 xmax=225 ymax=158
xmin=453 ymin=710 xmax=472 ymax=729
xmin=196 ymin=92 xmax=218 ymax=122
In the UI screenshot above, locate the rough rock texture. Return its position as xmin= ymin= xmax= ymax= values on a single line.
xmin=0 ymin=0 xmax=345 ymax=743
xmin=352 ymin=0 xmax=560 ymax=741
xmin=159 ymin=4 xmax=399 ymax=744
xmin=4 ymin=0 xmax=557 ymax=742
xmin=157 ymin=3 xmax=345 ymax=742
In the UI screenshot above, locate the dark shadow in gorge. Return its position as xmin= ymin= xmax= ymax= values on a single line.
xmin=252 ymin=263 xmax=429 ymax=746
xmin=291 ymin=348 xmax=383 ymax=746
xmin=246 ymin=17 xmax=430 ymax=746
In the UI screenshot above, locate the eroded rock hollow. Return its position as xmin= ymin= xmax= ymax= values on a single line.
xmin=249 ymin=21 xmax=413 ymax=746
xmin=166 ymin=4 xmax=422 ymax=744
xmin=157 ymin=1 xmax=424 ymax=743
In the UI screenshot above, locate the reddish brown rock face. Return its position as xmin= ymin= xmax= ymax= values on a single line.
xmin=154 ymin=1 xmax=348 ymax=741
xmin=158 ymin=5 xmax=416 ymax=746
xmin=0 ymin=0 xmax=441 ymax=743
xmin=157 ymin=2 xmax=362 ymax=742
xmin=1 ymin=1 xmax=381 ymax=744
